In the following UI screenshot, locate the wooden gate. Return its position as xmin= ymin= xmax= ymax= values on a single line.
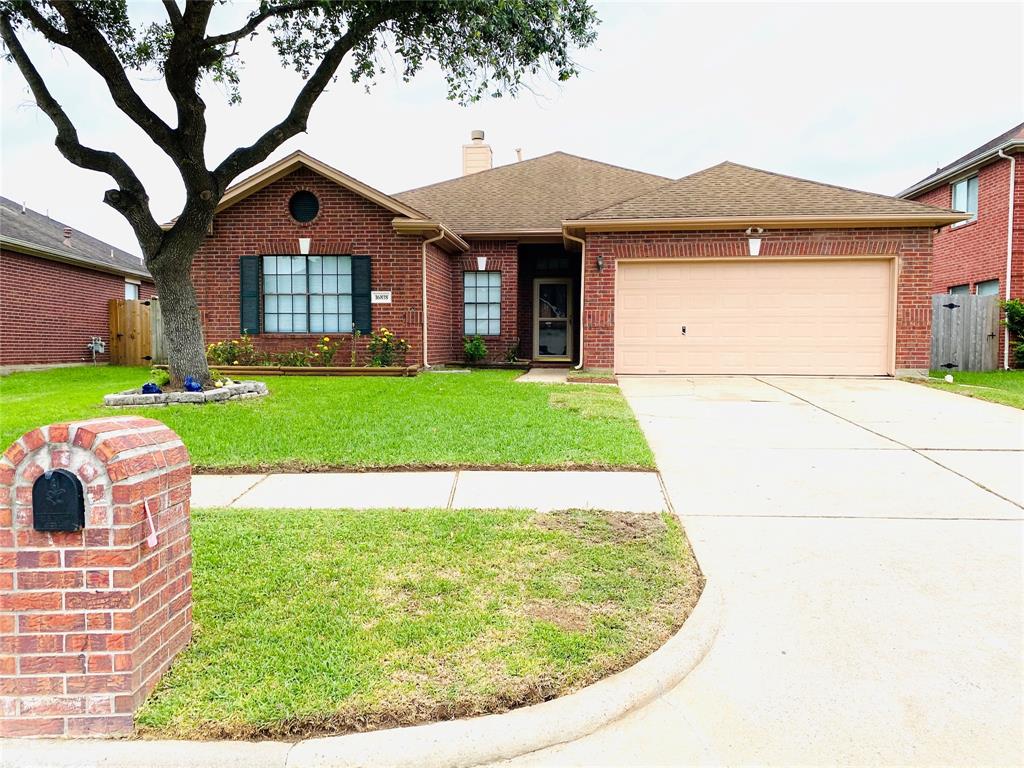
xmin=930 ymin=293 xmax=1000 ymax=372
xmin=108 ymin=298 xmax=165 ymax=366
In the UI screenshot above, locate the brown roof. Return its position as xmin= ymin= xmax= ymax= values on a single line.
xmin=576 ymin=161 xmax=958 ymax=223
xmin=394 ymin=152 xmax=671 ymax=235
xmin=0 ymin=196 xmax=150 ymax=278
xmin=899 ymin=122 xmax=1024 ymax=198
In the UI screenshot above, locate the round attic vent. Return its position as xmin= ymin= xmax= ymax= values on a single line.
xmin=289 ymin=190 xmax=319 ymax=223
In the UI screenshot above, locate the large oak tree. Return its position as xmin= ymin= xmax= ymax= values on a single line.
xmin=1 ymin=0 xmax=598 ymax=383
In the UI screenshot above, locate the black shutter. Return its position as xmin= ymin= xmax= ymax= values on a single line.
xmin=351 ymin=255 xmax=372 ymax=334
xmin=240 ymin=255 xmax=261 ymax=335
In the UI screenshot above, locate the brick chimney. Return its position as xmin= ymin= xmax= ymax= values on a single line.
xmin=462 ymin=130 xmax=493 ymax=176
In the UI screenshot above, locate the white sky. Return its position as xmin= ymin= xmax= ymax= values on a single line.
xmin=1 ymin=1 xmax=1021 ymax=256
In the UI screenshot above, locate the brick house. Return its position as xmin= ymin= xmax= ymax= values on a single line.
xmin=0 ymin=198 xmax=155 ymax=369
xmin=192 ymin=135 xmax=964 ymax=376
xmin=899 ymin=123 xmax=1023 ymax=368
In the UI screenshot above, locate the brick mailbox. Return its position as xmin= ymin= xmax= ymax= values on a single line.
xmin=0 ymin=417 xmax=192 ymax=737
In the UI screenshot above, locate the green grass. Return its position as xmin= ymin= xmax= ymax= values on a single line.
xmin=135 ymin=507 xmax=700 ymax=740
xmin=918 ymin=370 xmax=1024 ymax=409
xmin=0 ymin=366 xmax=653 ymax=470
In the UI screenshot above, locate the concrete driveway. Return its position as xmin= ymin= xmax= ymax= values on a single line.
xmin=505 ymin=377 xmax=1023 ymax=767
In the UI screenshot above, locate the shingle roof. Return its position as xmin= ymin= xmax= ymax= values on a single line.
xmin=899 ymin=122 xmax=1024 ymax=197
xmin=0 ymin=197 xmax=149 ymax=278
xmin=577 ymin=161 xmax=956 ymax=222
xmin=394 ymin=152 xmax=672 ymax=234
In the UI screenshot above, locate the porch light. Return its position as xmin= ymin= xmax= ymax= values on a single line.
xmin=746 ymin=227 xmax=764 ymax=257
xmin=596 ymin=253 xmax=604 ymax=272
xmin=476 ymin=256 xmax=487 ymax=271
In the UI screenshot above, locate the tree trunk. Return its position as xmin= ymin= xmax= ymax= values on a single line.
xmin=149 ymin=252 xmax=211 ymax=387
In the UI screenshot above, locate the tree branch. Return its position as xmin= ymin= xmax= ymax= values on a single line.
xmin=44 ymin=2 xmax=179 ymax=159
xmin=213 ymin=8 xmax=394 ymax=187
xmin=161 ymin=0 xmax=183 ymax=30
xmin=202 ymin=1 xmax=323 ymax=49
xmin=0 ymin=13 xmax=164 ymax=255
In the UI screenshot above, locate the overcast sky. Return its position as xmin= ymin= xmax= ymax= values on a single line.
xmin=1 ymin=1 xmax=1021 ymax=256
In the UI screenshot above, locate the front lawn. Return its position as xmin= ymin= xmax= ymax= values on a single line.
xmin=135 ymin=507 xmax=700 ymax=740
xmin=0 ymin=366 xmax=653 ymax=470
xmin=918 ymin=370 xmax=1024 ymax=410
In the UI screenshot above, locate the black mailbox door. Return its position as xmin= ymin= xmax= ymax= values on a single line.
xmin=32 ymin=469 xmax=85 ymax=532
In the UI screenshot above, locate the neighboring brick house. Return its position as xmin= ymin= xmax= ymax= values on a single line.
xmin=192 ymin=136 xmax=963 ymax=377
xmin=0 ymin=199 xmax=155 ymax=369
xmin=899 ymin=123 xmax=1023 ymax=368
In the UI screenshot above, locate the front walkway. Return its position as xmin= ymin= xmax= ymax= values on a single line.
xmin=503 ymin=376 xmax=1023 ymax=767
xmin=191 ymin=470 xmax=667 ymax=513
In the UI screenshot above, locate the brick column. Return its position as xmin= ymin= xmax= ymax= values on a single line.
xmin=0 ymin=417 xmax=192 ymax=737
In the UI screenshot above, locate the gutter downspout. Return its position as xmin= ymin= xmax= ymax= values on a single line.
xmin=421 ymin=230 xmax=446 ymax=368
xmin=998 ymin=148 xmax=1016 ymax=370
xmin=563 ymin=230 xmax=586 ymax=370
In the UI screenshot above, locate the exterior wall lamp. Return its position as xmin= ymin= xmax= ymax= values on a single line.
xmin=746 ymin=227 xmax=765 ymax=256
xmin=596 ymin=253 xmax=605 ymax=272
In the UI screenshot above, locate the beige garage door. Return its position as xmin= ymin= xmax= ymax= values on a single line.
xmin=615 ymin=258 xmax=893 ymax=375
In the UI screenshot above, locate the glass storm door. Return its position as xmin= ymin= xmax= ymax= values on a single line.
xmin=533 ymin=278 xmax=573 ymax=360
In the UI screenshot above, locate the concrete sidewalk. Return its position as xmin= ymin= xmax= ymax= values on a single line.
xmin=191 ymin=470 xmax=668 ymax=513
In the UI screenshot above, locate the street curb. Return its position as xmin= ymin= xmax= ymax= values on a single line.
xmin=2 ymin=581 xmax=721 ymax=768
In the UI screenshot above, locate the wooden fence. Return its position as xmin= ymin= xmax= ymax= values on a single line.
xmin=108 ymin=298 xmax=165 ymax=366
xmin=930 ymin=293 xmax=1000 ymax=372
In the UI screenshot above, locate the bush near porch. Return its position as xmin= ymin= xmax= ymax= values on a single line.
xmin=0 ymin=366 xmax=654 ymax=470
xmin=135 ymin=507 xmax=701 ymax=740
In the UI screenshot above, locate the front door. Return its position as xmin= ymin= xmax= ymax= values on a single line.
xmin=533 ymin=278 xmax=573 ymax=361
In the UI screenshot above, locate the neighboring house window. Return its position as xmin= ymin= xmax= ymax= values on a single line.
xmin=949 ymin=284 xmax=970 ymax=295
xmin=951 ymin=175 xmax=979 ymax=222
xmin=976 ymin=279 xmax=1000 ymax=296
xmin=124 ymin=281 xmax=140 ymax=300
xmin=464 ymin=271 xmax=501 ymax=336
xmin=263 ymin=255 xmax=352 ymax=333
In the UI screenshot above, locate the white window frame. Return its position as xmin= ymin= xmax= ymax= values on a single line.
xmin=262 ymin=254 xmax=353 ymax=334
xmin=975 ymin=279 xmax=1000 ymax=296
xmin=950 ymin=174 xmax=979 ymax=226
xmin=463 ymin=271 xmax=502 ymax=336
xmin=948 ymin=284 xmax=970 ymax=295
xmin=124 ymin=279 xmax=140 ymax=300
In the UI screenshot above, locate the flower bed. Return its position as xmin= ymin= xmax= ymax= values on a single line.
xmin=183 ymin=365 xmax=418 ymax=377
xmin=104 ymin=380 xmax=269 ymax=407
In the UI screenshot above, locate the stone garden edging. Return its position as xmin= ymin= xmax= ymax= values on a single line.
xmin=2 ymin=580 xmax=722 ymax=768
xmin=103 ymin=380 xmax=269 ymax=407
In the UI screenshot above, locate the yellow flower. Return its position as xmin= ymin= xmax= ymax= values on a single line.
xmin=323 ymin=336 xmax=330 ymax=342
xmin=232 ymin=361 xmax=239 ymax=365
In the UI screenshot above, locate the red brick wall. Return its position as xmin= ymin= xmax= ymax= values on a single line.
xmin=0 ymin=417 xmax=192 ymax=737
xmin=192 ymin=168 xmax=425 ymax=366
xmin=424 ymin=242 xmax=454 ymax=365
xmin=582 ymin=227 xmax=935 ymax=371
xmin=913 ymin=153 xmax=1022 ymax=297
xmin=450 ymin=241 xmax=520 ymax=363
xmin=0 ymin=250 xmax=154 ymax=366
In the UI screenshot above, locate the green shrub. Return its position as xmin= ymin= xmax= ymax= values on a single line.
xmin=367 ymin=327 xmax=410 ymax=367
xmin=207 ymin=335 xmax=264 ymax=366
xmin=1002 ymin=299 xmax=1024 ymax=367
xmin=271 ymin=349 xmax=311 ymax=367
xmin=309 ymin=336 xmax=341 ymax=366
xmin=149 ymin=367 xmax=171 ymax=387
xmin=464 ymin=335 xmax=488 ymax=363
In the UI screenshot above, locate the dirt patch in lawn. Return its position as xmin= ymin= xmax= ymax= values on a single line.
xmin=530 ymin=509 xmax=668 ymax=543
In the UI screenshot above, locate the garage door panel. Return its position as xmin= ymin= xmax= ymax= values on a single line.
xmin=614 ymin=259 xmax=891 ymax=375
